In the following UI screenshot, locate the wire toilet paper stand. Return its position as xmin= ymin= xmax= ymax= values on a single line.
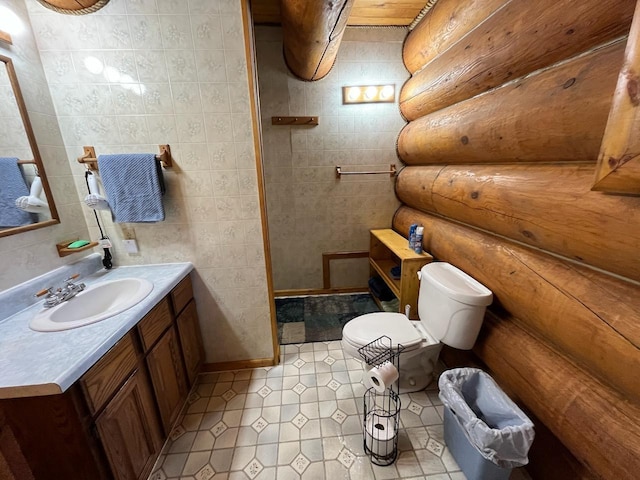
xmin=358 ymin=335 xmax=405 ymax=466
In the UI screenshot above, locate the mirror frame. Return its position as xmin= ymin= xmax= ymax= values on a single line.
xmin=0 ymin=54 xmax=59 ymax=238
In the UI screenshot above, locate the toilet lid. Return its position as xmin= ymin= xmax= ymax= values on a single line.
xmin=343 ymin=312 xmax=422 ymax=350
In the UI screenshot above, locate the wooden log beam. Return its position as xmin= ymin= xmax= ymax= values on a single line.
xmin=594 ymin=158 xmax=640 ymax=193
xmin=397 ymin=40 xmax=625 ymax=164
xmin=395 ymin=164 xmax=640 ymax=281
xmin=393 ymin=207 xmax=640 ymax=402
xmin=476 ymin=312 xmax=640 ymax=480
xmin=400 ymin=0 xmax=635 ymax=120
xmin=593 ymin=0 xmax=640 ymax=194
xmin=280 ymin=0 xmax=354 ymax=81
xmin=402 ymin=0 xmax=508 ymax=75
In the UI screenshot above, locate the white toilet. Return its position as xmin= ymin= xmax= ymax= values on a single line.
xmin=342 ymin=262 xmax=493 ymax=393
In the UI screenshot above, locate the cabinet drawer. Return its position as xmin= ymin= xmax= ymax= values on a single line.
xmin=137 ymin=297 xmax=172 ymax=352
xmin=80 ymin=332 xmax=138 ymax=415
xmin=170 ymin=275 xmax=193 ymax=316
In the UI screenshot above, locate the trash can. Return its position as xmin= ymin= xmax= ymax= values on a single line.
xmin=438 ymin=368 xmax=535 ymax=480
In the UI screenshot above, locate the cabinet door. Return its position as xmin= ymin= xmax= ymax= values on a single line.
xmin=95 ymin=368 xmax=163 ymax=480
xmin=176 ymin=300 xmax=205 ymax=386
xmin=147 ymin=326 xmax=188 ymax=434
xmin=0 ymin=409 xmax=34 ymax=480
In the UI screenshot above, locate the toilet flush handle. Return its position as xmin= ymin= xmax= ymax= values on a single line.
xmin=417 ymin=271 xmax=422 ymax=280
xmin=405 ymin=304 xmax=411 ymax=318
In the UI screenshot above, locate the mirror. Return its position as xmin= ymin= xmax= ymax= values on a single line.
xmin=0 ymin=54 xmax=59 ymax=237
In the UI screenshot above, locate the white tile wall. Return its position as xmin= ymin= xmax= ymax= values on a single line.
xmin=0 ymin=0 xmax=90 ymax=290
xmin=1 ymin=0 xmax=273 ymax=364
xmin=255 ymin=27 xmax=406 ymax=291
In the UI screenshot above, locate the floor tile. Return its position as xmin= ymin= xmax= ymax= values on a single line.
xmin=147 ymin=339 xmax=536 ymax=480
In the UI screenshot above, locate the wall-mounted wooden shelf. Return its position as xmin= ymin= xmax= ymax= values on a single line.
xmin=56 ymin=239 xmax=98 ymax=257
xmin=271 ymin=116 xmax=318 ymax=126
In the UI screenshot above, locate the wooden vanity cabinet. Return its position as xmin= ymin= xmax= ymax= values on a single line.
xmin=0 ymin=409 xmax=34 ymax=480
xmin=95 ymin=367 xmax=163 ymax=480
xmin=146 ymin=325 xmax=188 ymax=434
xmin=0 ymin=273 xmax=204 ymax=480
xmin=139 ymin=275 xmax=202 ymax=434
xmin=177 ymin=300 xmax=205 ymax=385
xmin=170 ymin=275 xmax=205 ymax=387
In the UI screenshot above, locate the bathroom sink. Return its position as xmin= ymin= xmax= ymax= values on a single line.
xmin=30 ymin=278 xmax=154 ymax=332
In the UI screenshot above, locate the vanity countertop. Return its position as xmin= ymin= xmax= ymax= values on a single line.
xmin=0 ymin=261 xmax=193 ymax=399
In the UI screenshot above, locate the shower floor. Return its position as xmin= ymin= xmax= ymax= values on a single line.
xmin=276 ymin=293 xmax=380 ymax=345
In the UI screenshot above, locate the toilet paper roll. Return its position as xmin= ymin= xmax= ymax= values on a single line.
xmin=366 ymin=362 xmax=399 ymax=393
xmin=365 ymin=413 xmax=397 ymax=457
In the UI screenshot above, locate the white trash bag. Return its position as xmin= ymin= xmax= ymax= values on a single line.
xmin=438 ymin=368 xmax=535 ymax=468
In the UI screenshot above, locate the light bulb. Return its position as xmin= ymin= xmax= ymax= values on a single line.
xmin=364 ymin=86 xmax=378 ymax=100
xmin=380 ymin=85 xmax=394 ymax=100
xmin=347 ymin=87 xmax=361 ymax=101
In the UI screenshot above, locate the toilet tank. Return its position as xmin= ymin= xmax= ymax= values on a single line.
xmin=418 ymin=262 xmax=493 ymax=350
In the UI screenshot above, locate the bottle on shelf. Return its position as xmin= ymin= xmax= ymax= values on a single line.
xmin=413 ymin=226 xmax=424 ymax=254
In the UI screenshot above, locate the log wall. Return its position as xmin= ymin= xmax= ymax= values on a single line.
xmin=400 ymin=0 xmax=635 ymax=118
xmin=402 ymin=0 xmax=507 ymax=74
xmin=398 ymin=40 xmax=625 ymax=163
xmin=395 ymin=164 xmax=640 ymax=281
xmin=396 ymin=0 xmax=640 ymax=478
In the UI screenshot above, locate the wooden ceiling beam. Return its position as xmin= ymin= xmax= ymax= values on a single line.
xmin=280 ymin=0 xmax=355 ymax=81
xmin=251 ymin=0 xmax=426 ymax=27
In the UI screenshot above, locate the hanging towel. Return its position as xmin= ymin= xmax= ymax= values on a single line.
xmin=0 ymin=157 xmax=36 ymax=228
xmin=97 ymin=153 xmax=165 ymax=223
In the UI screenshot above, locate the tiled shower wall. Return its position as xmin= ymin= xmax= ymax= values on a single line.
xmin=0 ymin=0 xmax=90 ymax=289
xmin=255 ymin=27 xmax=406 ymax=291
xmin=23 ymin=0 xmax=273 ymax=363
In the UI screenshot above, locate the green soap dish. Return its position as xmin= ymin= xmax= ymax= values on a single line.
xmin=67 ymin=240 xmax=91 ymax=249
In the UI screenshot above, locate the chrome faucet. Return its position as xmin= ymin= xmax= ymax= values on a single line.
xmin=36 ymin=274 xmax=86 ymax=308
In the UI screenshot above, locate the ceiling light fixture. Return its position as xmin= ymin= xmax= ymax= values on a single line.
xmin=342 ymin=84 xmax=395 ymax=104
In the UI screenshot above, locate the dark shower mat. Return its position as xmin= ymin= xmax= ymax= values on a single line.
xmin=276 ymin=293 xmax=380 ymax=344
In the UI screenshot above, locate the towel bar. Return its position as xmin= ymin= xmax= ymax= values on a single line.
xmin=336 ymin=164 xmax=397 ymax=178
xmin=16 ymin=159 xmax=36 ymax=165
xmin=78 ymin=145 xmax=173 ymax=170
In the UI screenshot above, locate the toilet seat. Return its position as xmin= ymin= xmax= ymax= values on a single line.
xmin=342 ymin=312 xmax=423 ymax=351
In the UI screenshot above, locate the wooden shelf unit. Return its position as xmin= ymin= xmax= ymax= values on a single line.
xmin=369 ymin=229 xmax=433 ymax=319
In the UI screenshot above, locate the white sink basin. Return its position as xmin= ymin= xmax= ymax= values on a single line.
xmin=30 ymin=278 xmax=154 ymax=332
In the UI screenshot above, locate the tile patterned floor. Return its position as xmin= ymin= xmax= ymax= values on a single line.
xmin=148 ymin=341 xmax=529 ymax=480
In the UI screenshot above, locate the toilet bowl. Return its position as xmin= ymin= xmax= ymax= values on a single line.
xmin=342 ymin=312 xmax=444 ymax=391
xmin=342 ymin=262 xmax=493 ymax=393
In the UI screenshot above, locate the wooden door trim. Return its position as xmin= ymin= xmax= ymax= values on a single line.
xmin=241 ymin=0 xmax=280 ymax=365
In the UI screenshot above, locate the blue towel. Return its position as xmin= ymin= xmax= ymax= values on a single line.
xmin=97 ymin=153 xmax=165 ymax=223
xmin=0 ymin=157 xmax=36 ymax=228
